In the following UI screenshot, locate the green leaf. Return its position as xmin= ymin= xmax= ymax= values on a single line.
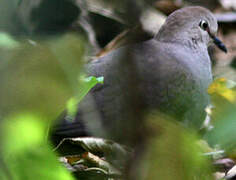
xmin=0 ymin=33 xmax=86 ymax=179
xmin=0 ymin=33 xmax=19 ymax=49
xmin=1 ymin=113 xmax=75 ymax=180
xmin=208 ymin=78 xmax=236 ymax=103
xmin=206 ymin=78 xmax=236 ymax=151
xmin=139 ymin=113 xmax=213 ymax=180
xmin=205 ymin=105 xmax=236 ymax=151
xmin=66 ymin=76 xmax=104 ymax=119
xmin=2 ymin=113 xmax=45 ymax=155
xmin=0 ymin=33 xmax=85 ymax=121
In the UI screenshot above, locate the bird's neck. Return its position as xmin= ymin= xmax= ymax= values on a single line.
xmin=155 ymin=26 xmax=209 ymax=52
xmin=155 ymin=33 xmax=208 ymax=53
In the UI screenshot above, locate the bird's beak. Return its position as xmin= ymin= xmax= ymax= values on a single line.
xmin=212 ymin=36 xmax=227 ymax=53
xmin=207 ymin=29 xmax=227 ymax=53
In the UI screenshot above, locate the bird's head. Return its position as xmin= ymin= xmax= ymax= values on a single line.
xmin=156 ymin=6 xmax=227 ymax=53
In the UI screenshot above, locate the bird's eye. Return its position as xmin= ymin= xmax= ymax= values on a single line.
xmin=199 ymin=20 xmax=209 ymax=31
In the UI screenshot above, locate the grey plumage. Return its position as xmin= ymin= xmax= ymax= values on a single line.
xmin=52 ymin=6 xmax=226 ymax=144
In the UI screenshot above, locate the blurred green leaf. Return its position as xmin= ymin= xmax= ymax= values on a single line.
xmin=0 ymin=33 xmax=87 ymax=179
xmin=0 ymin=32 xmax=19 ymax=49
xmin=206 ymin=78 xmax=236 ymax=151
xmin=0 ymin=33 xmax=85 ymax=121
xmin=0 ymin=113 xmax=75 ymax=180
xmin=0 ymin=0 xmax=21 ymax=34
xmin=208 ymin=78 xmax=236 ymax=103
xmin=138 ymin=113 xmax=213 ymax=180
xmin=2 ymin=113 xmax=45 ymax=155
xmin=206 ymin=105 xmax=236 ymax=151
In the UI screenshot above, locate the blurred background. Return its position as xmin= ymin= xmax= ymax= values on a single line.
xmin=0 ymin=0 xmax=236 ymax=180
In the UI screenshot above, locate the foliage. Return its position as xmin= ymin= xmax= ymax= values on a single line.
xmin=0 ymin=32 xmax=87 ymax=179
xmin=0 ymin=114 xmax=74 ymax=180
xmin=206 ymin=78 xmax=236 ymax=152
xmin=0 ymin=0 xmax=236 ymax=180
xmin=66 ymin=76 xmax=104 ymax=119
xmin=138 ymin=114 xmax=213 ymax=180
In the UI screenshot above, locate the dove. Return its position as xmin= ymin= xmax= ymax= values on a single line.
xmin=51 ymin=6 xmax=227 ymax=144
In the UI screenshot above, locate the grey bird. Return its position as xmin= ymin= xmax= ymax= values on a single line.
xmin=51 ymin=6 xmax=227 ymax=144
